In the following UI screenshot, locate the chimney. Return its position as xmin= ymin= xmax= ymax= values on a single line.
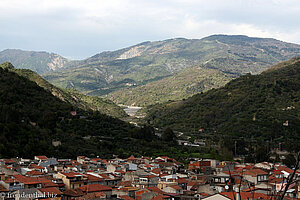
xmin=236 ymin=192 xmax=240 ymax=200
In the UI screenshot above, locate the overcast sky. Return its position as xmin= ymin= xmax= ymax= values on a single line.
xmin=1 ymin=0 xmax=300 ymax=59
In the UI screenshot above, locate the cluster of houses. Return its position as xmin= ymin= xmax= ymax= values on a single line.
xmin=0 ymin=155 xmax=299 ymax=199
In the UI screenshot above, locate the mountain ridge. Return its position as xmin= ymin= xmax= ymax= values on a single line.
xmin=145 ymin=57 xmax=300 ymax=153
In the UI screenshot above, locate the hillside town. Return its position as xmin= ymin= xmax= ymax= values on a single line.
xmin=0 ymin=155 xmax=299 ymax=200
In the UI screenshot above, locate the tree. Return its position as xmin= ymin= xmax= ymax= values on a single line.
xmin=162 ymin=127 xmax=177 ymax=144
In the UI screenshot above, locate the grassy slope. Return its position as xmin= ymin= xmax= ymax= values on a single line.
xmin=107 ymin=66 xmax=232 ymax=106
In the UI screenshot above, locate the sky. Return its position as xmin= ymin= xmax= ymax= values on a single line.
xmin=1 ymin=0 xmax=300 ymax=59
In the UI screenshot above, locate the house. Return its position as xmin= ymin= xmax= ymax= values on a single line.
xmin=220 ymin=191 xmax=271 ymax=200
xmin=57 ymin=172 xmax=88 ymax=190
xmin=243 ymin=168 xmax=269 ymax=184
xmin=37 ymin=187 xmax=62 ymax=200
xmin=34 ymin=156 xmax=48 ymax=162
xmin=202 ymin=193 xmax=231 ymax=200
xmin=0 ymin=178 xmax=24 ymax=191
xmin=77 ymin=183 xmax=113 ymax=198
xmin=13 ymin=175 xmax=41 ymax=189
xmin=254 ymin=162 xmax=273 ymax=170
xmin=189 ymin=160 xmax=211 ymax=171
xmin=162 ymin=185 xmax=183 ymax=194
xmin=138 ymin=175 xmax=159 ymax=188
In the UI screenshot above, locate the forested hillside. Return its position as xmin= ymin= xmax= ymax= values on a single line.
xmin=146 ymin=57 xmax=300 ymax=155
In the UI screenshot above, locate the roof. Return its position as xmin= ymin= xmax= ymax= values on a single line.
xmin=176 ymin=178 xmax=188 ymax=184
xmin=63 ymin=189 xmax=84 ymax=197
xmin=120 ymin=195 xmax=135 ymax=200
xmin=85 ymin=174 xmax=104 ymax=182
xmin=59 ymin=172 xmax=84 ymax=178
xmin=0 ymin=184 xmax=8 ymax=192
xmin=13 ymin=175 xmax=39 ymax=185
xmin=30 ymin=164 xmax=44 ymax=170
xmin=220 ymin=192 xmax=271 ymax=200
xmin=35 ymin=156 xmax=48 ymax=160
xmin=243 ymin=168 xmax=268 ymax=177
xmin=151 ymin=194 xmax=171 ymax=200
xmin=38 ymin=187 xmax=62 ymax=195
xmin=116 ymin=181 xmax=132 ymax=187
xmin=146 ymin=187 xmax=164 ymax=194
xmin=170 ymin=185 xmax=182 ymax=190
xmin=128 ymin=155 xmax=137 ymax=160
xmin=32 ymin=177 xmax=58 ymax=188
xmin=152 ymin=168 xmax=162 ymax=174
xmin=77 ymin=184 xmax=112 ymax=192
xmin=26 ymin=170 xmax=44 ymax=176
xmin=277 ymin=166 xmax=294 ymax=174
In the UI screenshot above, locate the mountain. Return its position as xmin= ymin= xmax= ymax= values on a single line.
xmin=0 ymin=49 xmax=70 ymax=74
xmin=145 ymin=57 xmax=300 ymax=154
xmin=107 ymin=66 xmax=232 ymax=106
xmin=0 ymin=62 xmax=188 ymax=159
xmin=44 ymin=35 xmax=300 ymax=99
xmin=0 ymin=62 xmax=127 ymax=118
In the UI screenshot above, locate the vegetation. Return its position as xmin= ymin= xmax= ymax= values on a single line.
xmin=1 ymin=63 xmax=126 ymax=118
xmin=0 ymin=62 xmax=215 ymax=161
xmin=146 ymin=57 xmax=300 ymax=158
xmin=0 ymin=49 xmax=69 ymax=74
xmin=107 ymin=66 xmax=232 ymax=106
xmin=44 ymin=35 xmax=300 ymax=101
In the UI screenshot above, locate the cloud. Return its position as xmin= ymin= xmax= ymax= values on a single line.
xmin=0 ymin=0 xmax=299 ymax=58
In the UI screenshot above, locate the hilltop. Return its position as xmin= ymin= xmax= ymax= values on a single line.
xmin=0 ymin=62 xmax=126 ymax=118
xmin=0 ymin=49 xmax=70 ymax=74
xmin=43 ymin=35 xmax=300 ymax=103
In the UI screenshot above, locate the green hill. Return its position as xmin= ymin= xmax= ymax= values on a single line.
xmin=0 ymin=62 xmax=193 ymax=159
xmin=0 ymin=49 xmax=70 ymax=74
xmin=107 ymin=66 xmax=232 ymax=106
xmin=44 ymin=35 xmax=300 ymax=98
xmin=146 ymin=57 xmax=300 ymax=154
xmin=0 ymin=62 xmax=126 ymax=118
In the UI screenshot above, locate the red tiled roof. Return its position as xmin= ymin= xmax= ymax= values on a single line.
xmin=0 ymin=184 xmax=8 ymax=192
xmin=33 ymin=177 xmax=58 ymax=188
xmin=151 ymin=168 xmax=162 ymax=174
xmin=77 ymin=184 xmax=112 ymax=192
xmin=13 ymin=175 xmax=39 ymax=185
xmin=273 ymin=170 xmax=284 ymax=175
xmin=116 ymin=181 xmax=132 ymax=187
xmin=91 ymin=158 xmax=102 ymax=162
xmin=86 ymin=174 xmax=104 ymax=182
xmin=99 ymin=173 xmax=111 ymax=179
xmin=277 ymin=166 xmax=294 ymax=174
xmin=30 ymin=164 xmax=44 ymax=170
xmin=63 ymin=189 xmax=84 ymax=197
xmin=35 ymin=156 xmax=48 ymax=160
xmin=170 ymin=185 xmax=182 ymax=190
xmin=128 ymin=156 xmax=136 ymax=160
xmin=243 ymin=168 xmax=268 ymax=177
xmin=59 ymin=172 xmax=84 ymax=178
xmin=120 ymin=195 xmax=135 ymax=200
xmin=146 ymin=187 xmax=164 ymax=194
xmin=26 ymin=170 xmax=44 ymax=176
xmin=152 ymin=194 xmax=171 ymax=200
xmin=221 ymin=192 xmax=272 ymax=200
xmin=38 ymin=187 xmax=62 ymax=195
